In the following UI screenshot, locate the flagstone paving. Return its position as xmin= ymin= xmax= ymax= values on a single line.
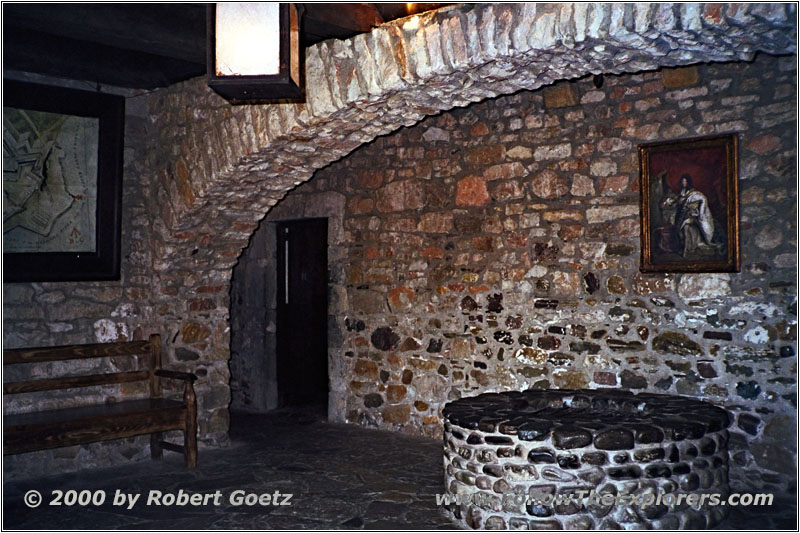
xmin=3 ymin=406 xmax=795 ymax=530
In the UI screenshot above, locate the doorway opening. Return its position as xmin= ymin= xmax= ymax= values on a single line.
xmin=276 ymin=218 xmax=329 ymax=407
xmin=229 ymin=217 xmax=329 ymax=419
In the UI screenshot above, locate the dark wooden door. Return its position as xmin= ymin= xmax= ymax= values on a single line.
xmin=276 ymin=218 xmax=328 ymax=407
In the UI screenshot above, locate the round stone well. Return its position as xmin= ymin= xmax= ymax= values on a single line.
xmin=442 ymin=389 xmax=731 ymax=529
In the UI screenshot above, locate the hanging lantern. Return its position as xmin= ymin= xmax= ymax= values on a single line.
xmin=207 ymin=3 xmax=302 ymax=102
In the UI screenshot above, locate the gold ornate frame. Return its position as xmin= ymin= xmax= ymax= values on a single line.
xmin=639 ymin=134 xmax=739 ymax=273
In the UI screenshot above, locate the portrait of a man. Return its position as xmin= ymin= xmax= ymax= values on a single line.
xmin=639 ymin=134 xmax=739 ymax=273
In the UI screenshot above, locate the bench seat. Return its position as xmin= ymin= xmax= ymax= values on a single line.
xmin=4 ymin=399 xmax=187 ymax=455
xmin=3 ymin=334 xmax=197 ymax=468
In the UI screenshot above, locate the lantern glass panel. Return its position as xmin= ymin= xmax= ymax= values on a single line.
xmin=215 ymin=3 xmax=280 ymax=76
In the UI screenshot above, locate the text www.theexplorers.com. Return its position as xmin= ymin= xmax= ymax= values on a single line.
xmin=436 ymin=490 xmax=774 ymax=509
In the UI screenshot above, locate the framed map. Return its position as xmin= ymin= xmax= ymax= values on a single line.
xmin=3 ymin=81 xmax=124 ymax=282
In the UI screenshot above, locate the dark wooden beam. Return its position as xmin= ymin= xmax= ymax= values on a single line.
xmin=302 ymin=3 xmax=384 ymax=32
xmin=3 ymin=25 xmax=205 ymax=89
xmin=371 ymin=3 xmax=411 ymax=22
xmin=3 ymin=3 xmax=207 ymax=63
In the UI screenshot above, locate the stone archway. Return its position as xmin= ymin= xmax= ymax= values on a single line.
xmin=144 ymin=3 xmax=796 ymax=443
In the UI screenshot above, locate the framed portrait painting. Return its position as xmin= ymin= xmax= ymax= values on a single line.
xmin=3 ymin=80 xmax=124 ymax=282
xmin=638 ymin=134 xmax=739 ymax=273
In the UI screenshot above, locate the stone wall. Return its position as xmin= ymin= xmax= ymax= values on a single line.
xmin=242 ymin=54 xmax=796 ymax=493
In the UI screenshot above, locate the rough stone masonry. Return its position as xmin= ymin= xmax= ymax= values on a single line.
xmin=442 ymin=389 xmax=731 ymax=529
xmin=240 ymin=53 xmax=797 ymax=496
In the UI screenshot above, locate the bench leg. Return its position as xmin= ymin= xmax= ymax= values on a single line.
xmin=150 ymin=432 xmax=163 ymax=460
xmin=184 ymin=383 xmax=197 ymax=469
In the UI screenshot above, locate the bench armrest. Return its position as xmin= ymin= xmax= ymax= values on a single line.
xmin=155 ymin=369 xmax=197 ymax=383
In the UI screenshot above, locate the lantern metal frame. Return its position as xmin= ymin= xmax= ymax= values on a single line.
xmin=206 ymin=3 xmax=303 ymax=102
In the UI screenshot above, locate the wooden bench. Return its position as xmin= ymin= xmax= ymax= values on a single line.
xmin=3 ymin=334 xmax=197 ymax=468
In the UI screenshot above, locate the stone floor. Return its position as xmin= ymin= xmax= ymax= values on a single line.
xmin=3 ymin=406 xmax=797 ymax=530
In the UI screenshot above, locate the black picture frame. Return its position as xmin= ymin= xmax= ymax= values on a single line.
xmin=3 ymin=80 xmax=124 ymax=282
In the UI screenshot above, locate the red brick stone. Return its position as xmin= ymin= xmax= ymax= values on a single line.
xmin=558 ymin=158 xmax=588 ymax=172
xmin=348 ymin=196 xmax=374 ymax=215
xmin=472 ymin=236 xmax=493 ymax=252
xmin=418 ymin=212 xmax=453 ymax=233
xmin=643 ymin=80 xmax=664 ymax=95
xmin=613 ymin=117 xmax=636 ymax=129
xmin=383 ymin=217 xmax=416 ymax=232
xmin=465 ymin=145 xmax=505 ymax=166
xmin=632 ymin=272 xmax=673 ymax=295
xmin=552 ymin=271 xmax=581 ymax=294
xmin=661 ymin=66 xmax=699 ymax=88
xmin=161 ymin=286 xmax=179 ymax=296
xmin=455 ymin=176 xmax=490 ymax=206
xmin=703 ymin=3 xmax=725 ymax=24
xmin=424 ymin=182 xmax=449 ymax=208
xmin=489 ymin=179 xmax=524 ymax=202
xmin=357 ymin=169 xmax=384 ymax=189
xmin=181 ymin=322 xmax=211 ymax=343
xmin=469 ymin=285 xmax=489 ymax=294
xmin=530 ymin=169 xmax=569 ymax=199
xmin=484 ymin=162 xmax=525 ymax=181
xmin=598 ymin=175 xmax=630 ymax=196
xmin=189 ymin=298 xmax=216 ymax=312
xmin=197 ymin=285 xmax=226 ymax=293
xmin=348 ymin=266 xmax=363 ymax=284
xmin=560 ymin=225 xmax=584 ymax=240
xmin=421 ymin=246 xmax=444 ymax=259
xmin=386 ymin=384 xmax=407 ymax=403
xmin=232 ymin=221 xmax=258 ymax=232
xmin=611 ymin=86 xmax=641 ymax=99
xmin=470 ymin=122 xmax=489 ymax=136
xmin=745 ymin=135 xmax=781 ymax=155
xmin=543 ymin=84 xmax=579 ymax=108
xmin=594 ymin=371 xmax=617 ymax=386
xmin=354 ymin=359 xmax=379 ymax=380
xmin=387 ymin=353 xmax=403 ymax=367
xmin=400 ymin=338 xmax=421 ymax=351
xmin=382 ymin=404 xmax=410 ymax=424
xmin=507 ymin=231 xmax=528 ymax=248
xmin=615 ymin=219 xmax=639 ymax=237
xmin=174 ymin=158 xmax=196 ymax=207
xmin=376 ymin=180 xmax=424 ymax=212
xmin=388 ymin=286 xmax=414 ymax=312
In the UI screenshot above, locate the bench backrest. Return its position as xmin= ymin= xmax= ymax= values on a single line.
xmin=3 ymin=334 xmax=163 ymax=398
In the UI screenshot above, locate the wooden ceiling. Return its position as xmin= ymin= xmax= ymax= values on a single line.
xmin=3 ymin=3 xmax=450 ymax=90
